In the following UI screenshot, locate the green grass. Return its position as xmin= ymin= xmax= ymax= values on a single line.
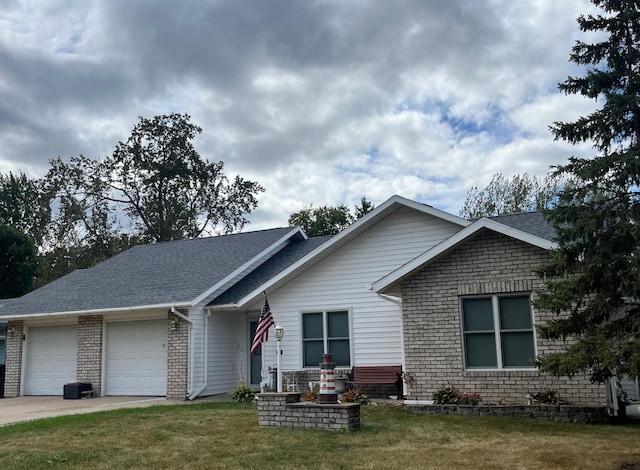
xmin=0 ymin=403 xmax=638 ymax=469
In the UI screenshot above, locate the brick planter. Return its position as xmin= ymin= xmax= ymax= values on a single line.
xmin=408 ymin=404 xmax=609 ymax=424
xmin=257 ymin=392 xmax=361 ymax=431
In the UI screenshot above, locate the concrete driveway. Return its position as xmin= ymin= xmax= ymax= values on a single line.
xmin=0 ymin=396 xmax=194 ymax=426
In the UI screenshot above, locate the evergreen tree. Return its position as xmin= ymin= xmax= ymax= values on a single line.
xmin=535 ymin=0 xmax=640 ymax=382
xmin=0 ymin=225 xmax=37 ymax=298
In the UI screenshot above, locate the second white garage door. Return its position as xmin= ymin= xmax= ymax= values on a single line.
xmin=105 ymin=320 xmax=167 ymax=396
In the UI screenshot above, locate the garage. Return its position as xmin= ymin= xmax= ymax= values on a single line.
xmin=105 ymin=320 xmax=167 ymax=396
xmin=25 ymin=325 xmax=78 ymax=395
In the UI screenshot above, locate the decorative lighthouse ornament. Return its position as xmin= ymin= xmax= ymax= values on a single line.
xmin=318 ymin=353 xmax=338 ymax=404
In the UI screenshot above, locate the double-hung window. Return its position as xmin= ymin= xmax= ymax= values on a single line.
xmin=461 ymin=295 xmax=535 ymax=369
xmin=302 ymin=310 xmax=350 ymax=367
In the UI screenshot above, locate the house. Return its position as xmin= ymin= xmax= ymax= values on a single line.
xmin=0 ymin=196 xmax=469 ymax=398
xmin=0 ymin=195 xmax=606 ymax=405
xmin=0 ymin=226 xmax=314 ymax=398
xmin=372 ymin=213 xmax=606 ymax=405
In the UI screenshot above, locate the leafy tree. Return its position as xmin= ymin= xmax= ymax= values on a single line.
xmin=289 ymin=204 xmax=354 ymax=236
xmin=0 ymin=225 xmax=38 ymax=298
xmin=0 ymin=171 xmax=50 ymax=247
xmin=459 ymin=173 xmax=566 ymax=219
xmin=45 ymin=113 xmax=264 ymax=243
xmin=534 ymin=1 xmax=640 ymax=382
xmin=34 ymin=234 xmax=141 ymax=288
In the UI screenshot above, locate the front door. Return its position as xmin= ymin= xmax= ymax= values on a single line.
xmin=249 ymin=320 xmax=262 ymax=387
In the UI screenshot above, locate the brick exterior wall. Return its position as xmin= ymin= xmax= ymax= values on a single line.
xmin=76 ymin=315 xmax=103 ymax=395
xmin=167 ymin=311 xmax=189 ymax=400
xmin=400 ymin=229 xmax=606 ymax=406
xmin=4 ymin=320 xmax=24 ymax=398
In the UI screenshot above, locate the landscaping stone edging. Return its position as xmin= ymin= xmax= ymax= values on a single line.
xmin=408 ymin=403 xmax=609 ymax=424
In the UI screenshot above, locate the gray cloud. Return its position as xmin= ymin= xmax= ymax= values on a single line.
xmin=0 ymin=0 xmax=597 ymax=226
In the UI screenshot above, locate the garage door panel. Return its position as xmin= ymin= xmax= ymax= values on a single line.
xmin=25 ymin=325 xmax=78 ymax=396
xmin=105 ymin=320 xmax=167 ymax=396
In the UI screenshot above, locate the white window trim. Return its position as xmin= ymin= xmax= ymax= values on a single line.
xmin=460 ymin=293 xmax=537 ymax=371
xmin=301 ymin=309 xmax=352 ymax=368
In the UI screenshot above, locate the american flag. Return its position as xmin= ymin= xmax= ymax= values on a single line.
xmin=251 ymin=297 xmax=275 ymax=355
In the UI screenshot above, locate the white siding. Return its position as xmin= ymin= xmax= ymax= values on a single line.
xmin=204 ymin=311 xmax=245 ymax=395
xmin=188 ymin=308 xmax=205 ymax=394
xmin=263 ymin=207 xmax=462 ymax=370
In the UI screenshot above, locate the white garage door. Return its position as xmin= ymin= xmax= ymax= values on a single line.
xmin=105 ymin=320 xmax=167 ymax=396
xmin=25 ymin=325 xmax=78 ymax=395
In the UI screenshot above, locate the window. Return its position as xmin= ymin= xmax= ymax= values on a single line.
xmin=302 ymin=310 xmax=350 ymax=367
xmin=0 ymin=321 xmax=6 ymax=365
xmin=461 ymin=295 xmax=535 ymax=369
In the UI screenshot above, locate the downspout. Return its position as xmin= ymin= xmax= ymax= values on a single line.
xmin=376 ymin=292 xmax=402 ymax=305
xmin=375 ymin=292 xmax=405 ymax=396
xmin=171 ymin=307 xmax=193 ymax=324
xmin=187 ymin=311 xmax=210 ymax=400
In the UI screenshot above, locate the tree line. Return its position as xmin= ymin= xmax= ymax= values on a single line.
xmin=1 ymin=113 xmax=264 ymax=296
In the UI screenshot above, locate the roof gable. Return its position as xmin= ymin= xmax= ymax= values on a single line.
xmin=0 ymin=227 xmax=304 ymax=319
xmin=373 ymin=217 xmax=555 ymax=294
xmin=208 ymin=195 xmax=471 ymax=310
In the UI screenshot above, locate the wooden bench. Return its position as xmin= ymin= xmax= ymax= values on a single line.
xmin=347 ymin=365 xmax=402 ymax=397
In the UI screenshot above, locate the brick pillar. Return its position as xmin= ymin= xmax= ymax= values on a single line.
xmin=167 ymin=311 xmax=189 ymax=400
xmin=4 ymin=320 xmax=24 ymax=397
xmin=77 ymin=315 xmax=103 ymax=395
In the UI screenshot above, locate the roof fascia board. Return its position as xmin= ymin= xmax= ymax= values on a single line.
xmin=373 ymin=217 xmax=556 ymax=293
xmin=0 ymin=301 xmax=191 ymax=321
xmin=226 ymin=195 xmax=471 ymax=309
xmin=189 ymin=226 xmax=307 ymax=306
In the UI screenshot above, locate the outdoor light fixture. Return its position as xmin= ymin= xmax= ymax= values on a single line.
xmin=169 ymin=318 xmax=179 ymax=331
xmin=7 ymin=327 xmax=16 ymax=335
xmin=275 ymin=324 xmax=284 ymax=341
xmin=275 ymin=323 xmax=284 ymax=392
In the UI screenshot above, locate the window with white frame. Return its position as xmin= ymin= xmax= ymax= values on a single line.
xmin=461 ymin=294 xmax=536 ymax=369
xmin=302 ymin=310 xmax=350 ymax=367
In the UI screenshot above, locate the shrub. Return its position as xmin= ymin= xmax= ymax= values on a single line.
xmin=433 ymin=386 xmax=460 ymax=404
xmin=303 ymin=390 xmax=318 ymax=402
xmin=341 ymin=389 xmax=370 ymax=404
xmin=532 ymin=389 xmax=559 ymax=404
xmin=459 ymin=392 xmax=482 ymax=405
xmin=229 ymin=383 xmax=255 ymax=403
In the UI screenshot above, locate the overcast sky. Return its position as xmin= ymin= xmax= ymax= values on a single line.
xmin=0 ymin=0 xmax=600 ymax=230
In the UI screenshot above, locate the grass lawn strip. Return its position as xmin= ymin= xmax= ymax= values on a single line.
xmin=0 ymin=403 xmax=637 ymax=469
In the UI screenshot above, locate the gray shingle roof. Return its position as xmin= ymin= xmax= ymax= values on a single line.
xmin=208 ymin=235 xmax=333 ymax=306
xmin=0 ymin=227 xmax=297 ymax=317
xmin=489 ymin=212 xmax=556 ymax=241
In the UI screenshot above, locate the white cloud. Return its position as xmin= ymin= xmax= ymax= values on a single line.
xmin=0 ymin=0 xmax=602 ymax=229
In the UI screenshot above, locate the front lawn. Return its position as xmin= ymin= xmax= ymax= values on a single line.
xmin=0 ymin=402 xmax=638 ymax=469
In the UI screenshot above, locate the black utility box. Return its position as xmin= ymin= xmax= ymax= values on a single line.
xmin=63 ymin=382 xmax=92 ymax=400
